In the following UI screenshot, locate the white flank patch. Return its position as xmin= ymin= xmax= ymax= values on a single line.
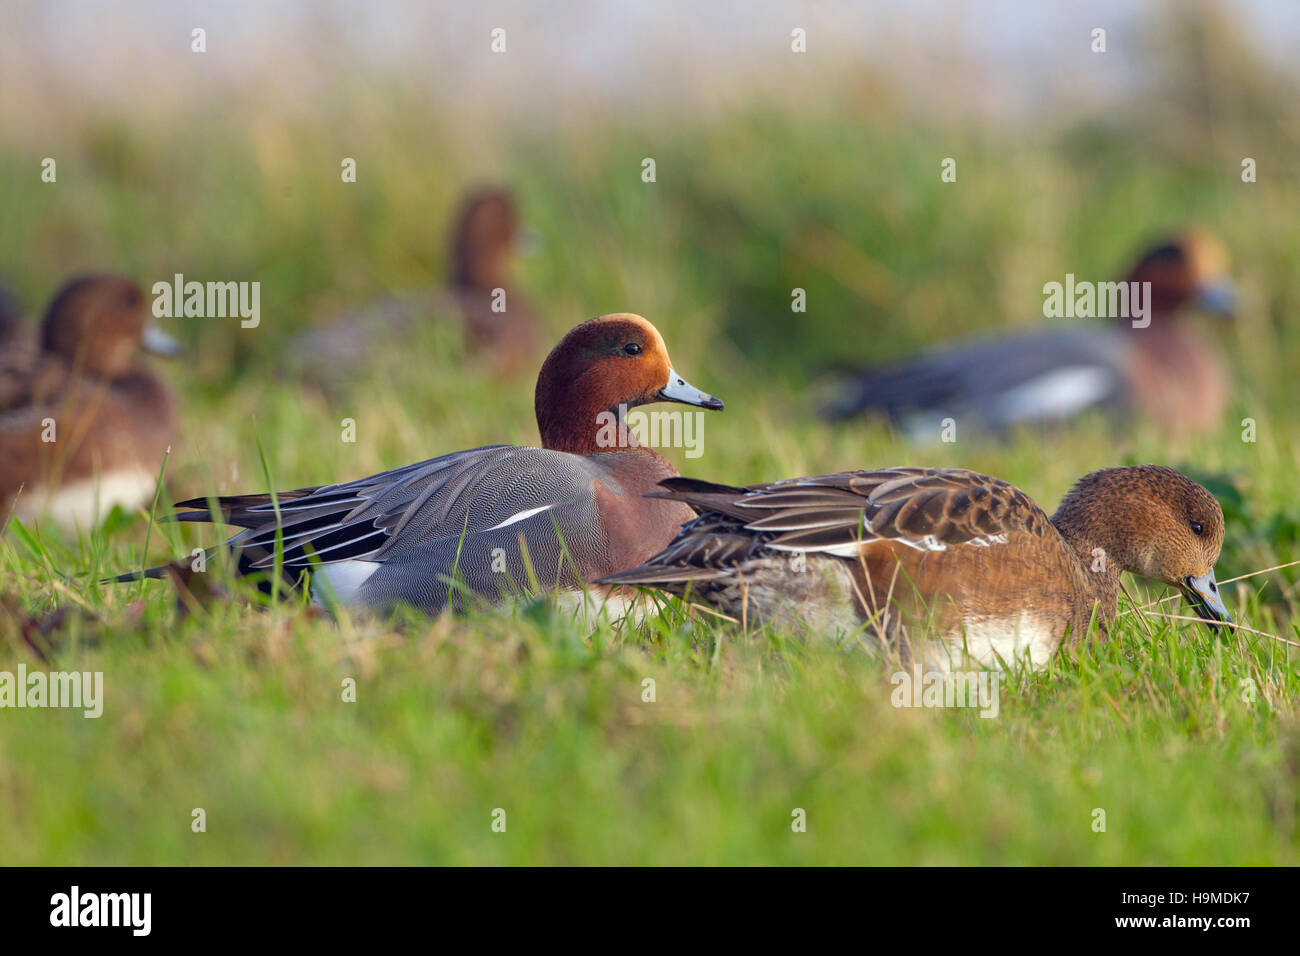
xmin=312 ymin=560 xmax=380 ymax=607
xmin=812 ymin=542 xmax=876 ymax=558
xmin=771 ymin=532 xmax=1007 ymax=559
xmin=16 ymin=470 xmax=156 ymax=528
xmin=766 ymin=541 xmax=863 ymax=558
xmin=555 ymin=588 xmax=655 ymax=627
xmin=891 ymin=534 xmax=949 ymax=553
xmin=935 ymin=612 xmax=1058 ymax=672
xmin=993 ymin=365 xmax=1116 ymax=424
xmin=484 ymin=503 xmax=555 ymax=531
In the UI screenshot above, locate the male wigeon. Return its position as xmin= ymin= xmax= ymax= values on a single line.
xmin=822 ymin=233 xmax=1236 ymax=438
xmin=116 ymin=314 xmax=723 ymax=614
xmin=297 ymin=187 xmax=538 ymax=381
xmin=0 ymin=275 xmax=182 ymax=526
xmin=600 ymin=464 xmax=1232 ymax=670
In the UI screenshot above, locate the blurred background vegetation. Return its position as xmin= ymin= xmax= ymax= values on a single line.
xmin=5 ymin=0 xmax=1296 ymax=605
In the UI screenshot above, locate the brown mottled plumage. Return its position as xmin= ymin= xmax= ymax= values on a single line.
xmin=0 ymin=285 xmax=35 ymax=410
xmin=0 ymin=282 xmax=22 ymax=351
xmin=601 ymin=465 xmax=1231 ymax=669
xmin=0 ymin=275 xmax=179 ymax=526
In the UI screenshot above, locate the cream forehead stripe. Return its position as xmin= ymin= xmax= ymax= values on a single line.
xmin=1182 ymin=232 xmax=1228 ymax=277
xmin=598 ymin=313 xmax=668 ymax=360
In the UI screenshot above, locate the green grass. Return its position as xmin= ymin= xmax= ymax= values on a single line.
xmin=1 ymin=561 xmax=1296 ymax=865
xmin=3 ymin=15 xmax=1300 ymax=863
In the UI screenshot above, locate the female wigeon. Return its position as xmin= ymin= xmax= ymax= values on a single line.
xmin=0 ymin=275 xmax=182 ymax=527
xmin=0 ymin=282 xmax=21 ymax=350
xmin=822 ymin=232 xmax=1236 ymax=438
xmin=600 ymin=464 xmax=1232 ymax=670
xmin=297 ymin=187 xmax=538 ymax=382
xmin=449 ymin=188 xmax=539 ymax=374
xmin=118 ymin=314 xmax=722 ymax=614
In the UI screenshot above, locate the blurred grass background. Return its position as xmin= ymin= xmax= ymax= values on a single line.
xmin=1 ymin=0 xmax=1299 ymax=863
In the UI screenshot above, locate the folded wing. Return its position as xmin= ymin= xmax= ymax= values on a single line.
xmin=171 ymin=445 xmax=607 ymax=604
xmin=602 ymin=467 xmax=1054 ymax=585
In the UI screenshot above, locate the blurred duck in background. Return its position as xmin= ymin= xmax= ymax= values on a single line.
xmin=0 ymin=282 xmax=22 ymax=352
xmin=297 ymin=187 xmax=540 ymax=385
xmin=821 ymin=232 xmax=1237 ymax=440
xmin=0 ymin=274 xmax=181 ymax=527
xmin=449 ymin=187 xmax=540 ymax=373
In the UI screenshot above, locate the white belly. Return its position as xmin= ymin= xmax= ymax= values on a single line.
xmin=929 ymin=612 xmax=1060 ymax=672
xmin=554 ymin=588 xmax=660 ymax=627
xmin=16 ymin=470 xmax=157 ymax=528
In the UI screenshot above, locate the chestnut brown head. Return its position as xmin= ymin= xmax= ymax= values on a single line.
xmin=450 ymin=188 xmax=519 ymax=291
xmin=40 ymin=274 xmax=180 ymax=378
xmin=534 ymin=313 xmax=723 ymax=455
xmin=1125 ymin=231 xmax=1236 ymax=318
xmin=1054 ymin=465 xmax=1231 ymax=630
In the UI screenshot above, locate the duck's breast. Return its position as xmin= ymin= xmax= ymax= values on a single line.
xmin=585 ymin=450 xmax=697 ymax=576
xmin=850 ymin=530 xmax=1080 ymax=670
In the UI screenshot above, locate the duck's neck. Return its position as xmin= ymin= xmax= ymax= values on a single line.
xmin=538 ymin=403 xmax=674 ymax=464
xmin=111 ymin=363 xmax=175 ymax=405
xmin=1116 ymin=310 xmax=1187 ymax=343
xmin=452 ymin=249 xmax=508 ymax=294
xmin=1113 ymin=264 xmax=1192 ymax=336
xmin=535 ymin=380 xmax=666 ymax=461
xmin=1049 ymin=498 xmax=1128 ymax=627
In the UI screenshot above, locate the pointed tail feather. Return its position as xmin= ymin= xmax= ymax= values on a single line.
xmin=100 ymin=564 xmax=172 ymax=585
xmin=598 ymin=564 xmax=726 ymax=588
xmin=171 ymin=487 xmax=321 ymax=529
xmin=101 ymin=546 xmax=306 ymax=598
xmin=647 ymin=476 xmax=753 ymax=520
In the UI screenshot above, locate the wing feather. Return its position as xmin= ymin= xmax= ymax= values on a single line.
xmin=171 ymin=445 xmax=603 ymax=573
xmin=601 ymin=467 xmax=1055 ymax=587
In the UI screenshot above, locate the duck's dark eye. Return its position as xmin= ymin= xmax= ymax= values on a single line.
xmin=623 ymin=342 xmax=642 ymax=356
xmin=1190 ymin=521 xmax=1204 ymax=536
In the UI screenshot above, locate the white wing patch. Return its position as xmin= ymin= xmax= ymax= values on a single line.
xmin=993 ymin=365 xmax=1117 ymax=424
xmin=766 ymin=531 xmax=1009 ymax=557
xmin=484 ymin=503 xmax=556 ymax=531
xmin=312 ymin=560 xmax=380 ymax=607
